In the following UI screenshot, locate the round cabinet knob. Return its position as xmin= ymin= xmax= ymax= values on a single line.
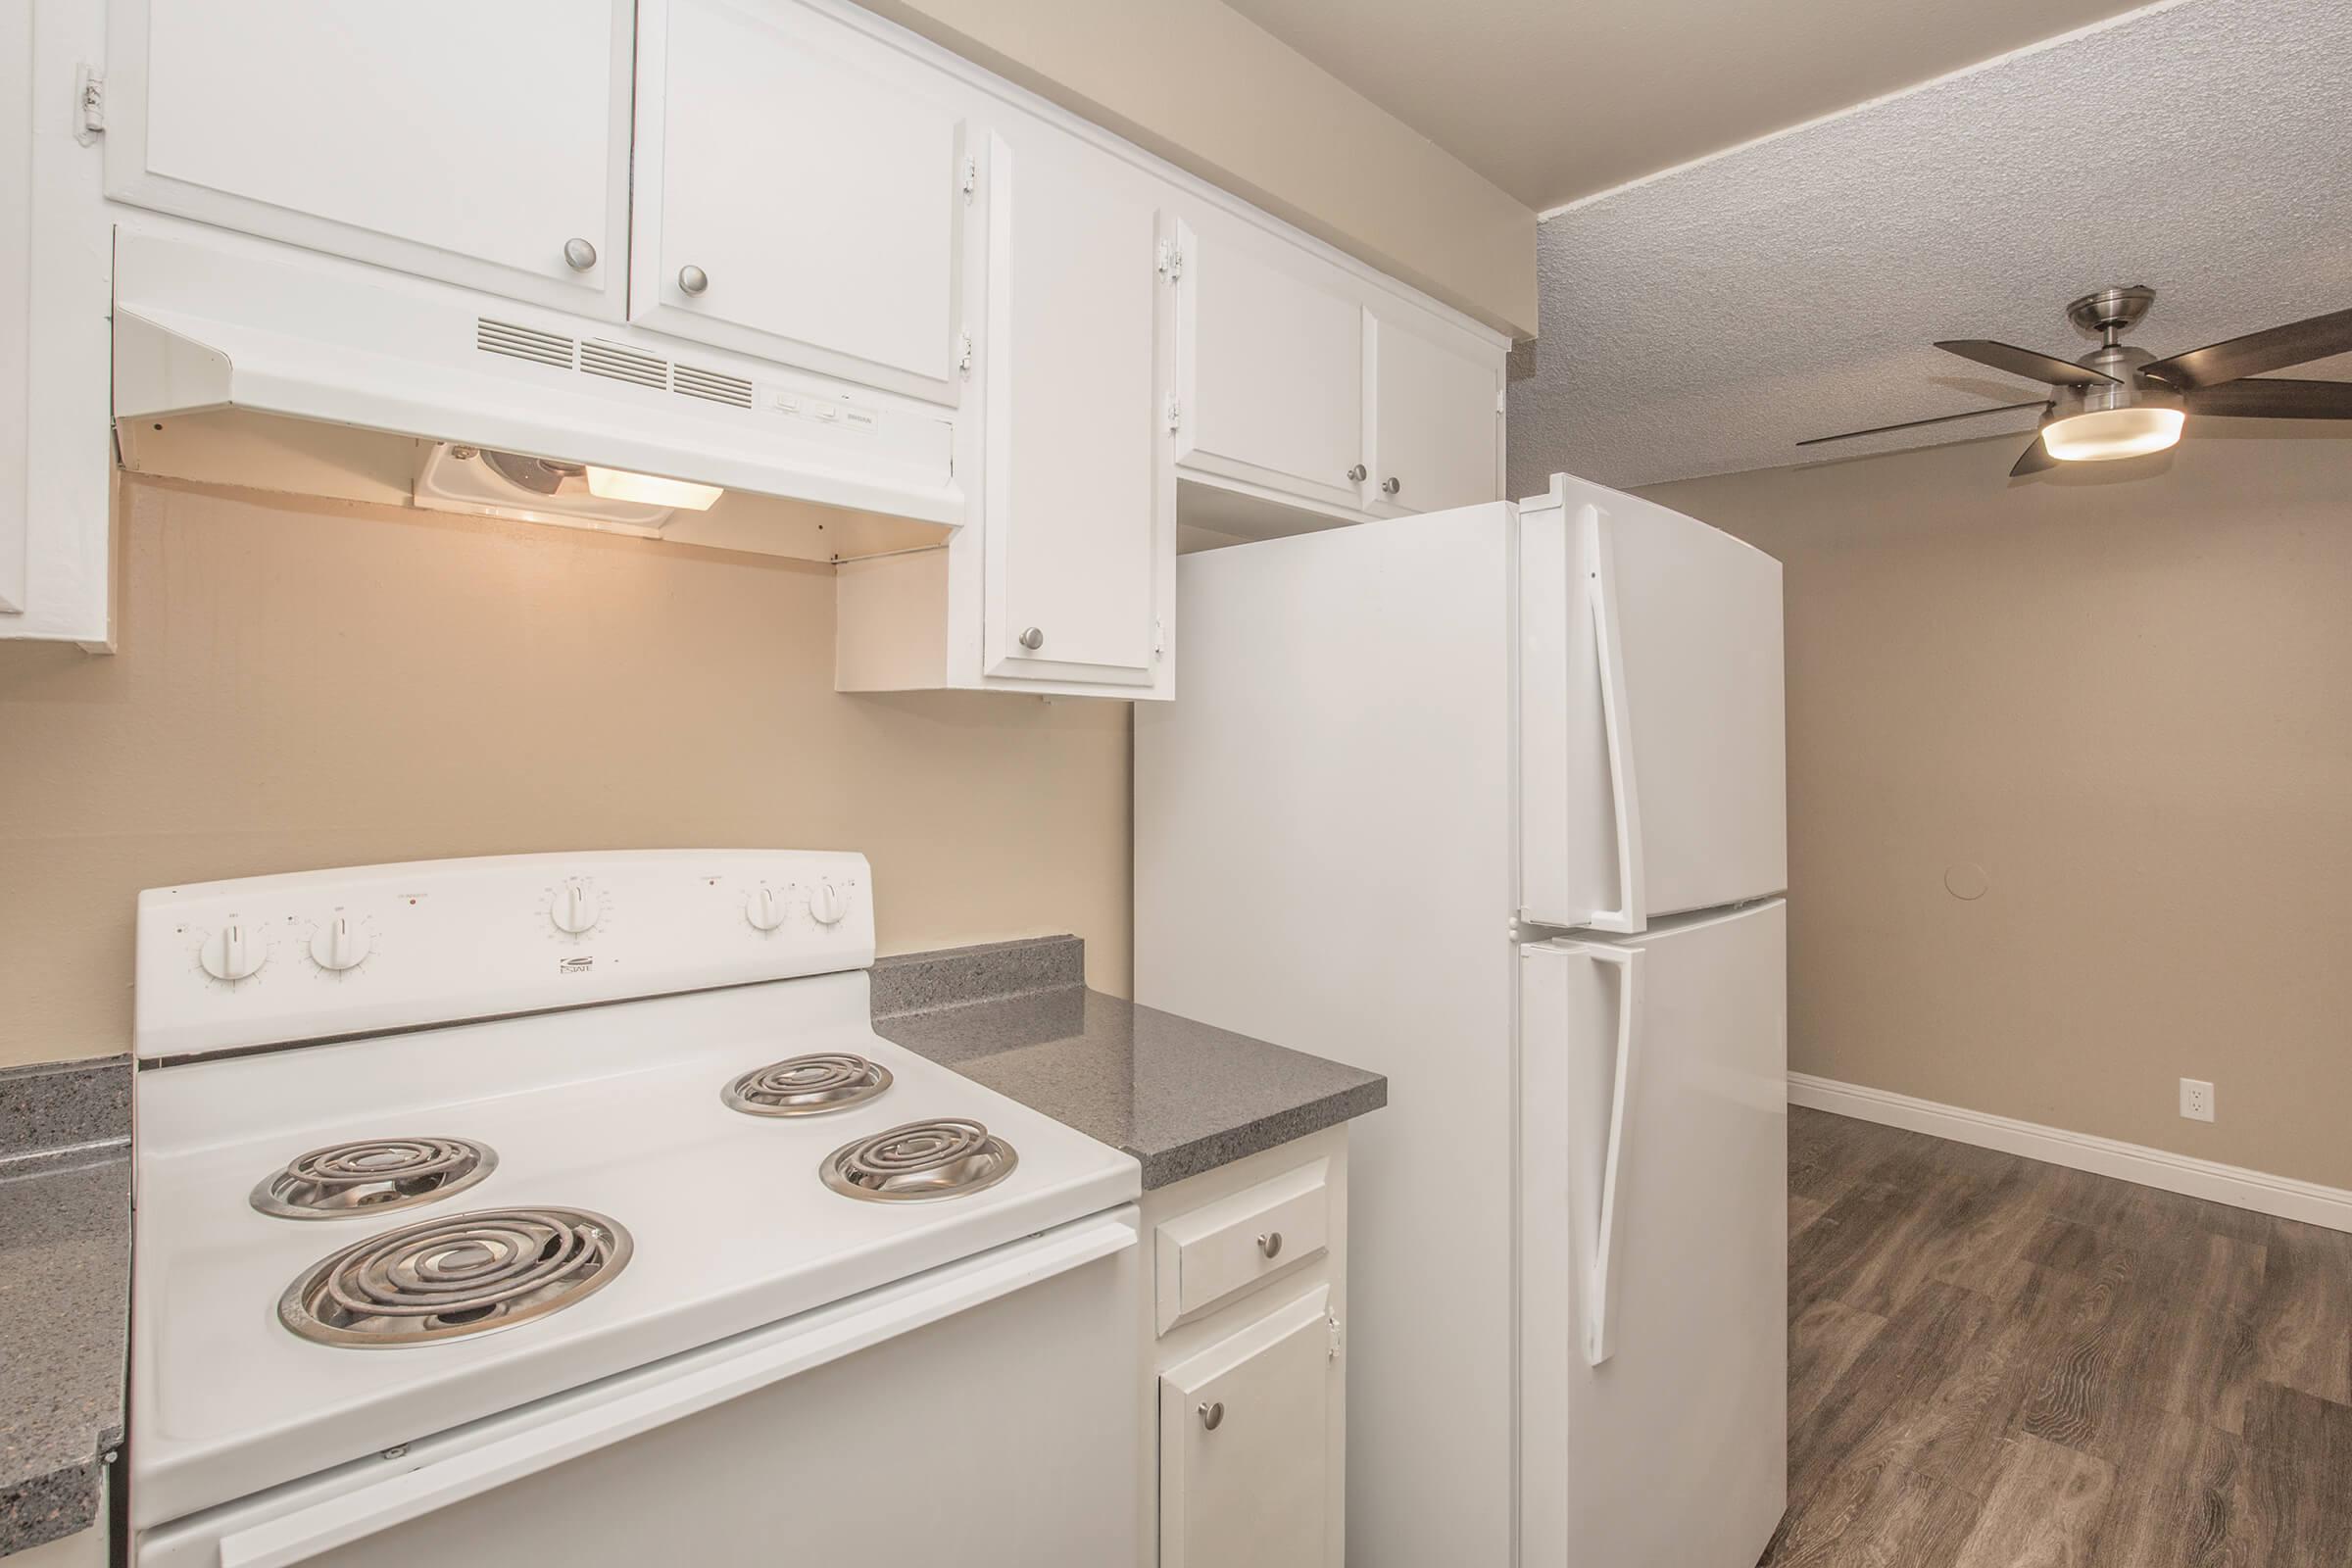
xmin=1199 ymin=1401 xmax=1224 ymax=1432
xmin=308 ymin=914 xmax=372 ymax=973
xmin=677 ymin=265 xmax=710 ymax=296
xmin=197 ymin=922 xmax=268 ymax=983
xmin=807 ymin=879 xmax=853 ymax=927
xmin=549 ymin=879 xmax=603 ymax=936
xmin=1382 ymin=476 xmax=1402 ymax=497
xmin=562 ymin=237 xmax=598 ymax=272
xmin=1017 ymin=627 xmax=1045 ymax=652
xmin=745 ymin=886 xmax=787 ymax=933
xmin=1257 ymin=1231 xmax=1284 ymax=1259
xmin=1348 ymin=464 xmax=1368 ymax=482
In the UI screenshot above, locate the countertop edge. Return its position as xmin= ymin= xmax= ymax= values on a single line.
xmin=0 ymin=1453 xmax=108 ymax=1557
xmin=0 ymin=1056 xmax=132 ymax=1561
xmin=1133 ymin=1074 xmax=1390 ymax=1190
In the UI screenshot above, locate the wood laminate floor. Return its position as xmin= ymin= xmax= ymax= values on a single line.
xmin=1766 ymin=1107 xmax=2352 ymax=1567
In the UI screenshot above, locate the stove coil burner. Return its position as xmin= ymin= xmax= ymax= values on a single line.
xmin=820 ymin=1118 xmax=1019 ymax=1202
xmin=723 ymin=1053 xmax=893 ymax=1117
xmin=250 ymin=1136 xmax=498 ymax=1219
xmin=277 ymin=1206 xmax=632 ymax=1348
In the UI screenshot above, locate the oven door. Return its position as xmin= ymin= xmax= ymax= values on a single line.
xmin=139 ymin=1208 xmax=1141 ymax=1568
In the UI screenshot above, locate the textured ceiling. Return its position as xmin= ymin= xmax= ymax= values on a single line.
xmin=1224 ymin=0 xmax=2149 ymax=210
xmin=1506 ymin=0 xmax=2352 ymax=494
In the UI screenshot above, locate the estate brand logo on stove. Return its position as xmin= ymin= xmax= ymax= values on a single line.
xmin=559 ymin=956 xmax=595 ymax=975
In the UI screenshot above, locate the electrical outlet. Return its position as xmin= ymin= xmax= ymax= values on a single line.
xmin=2180 ymin=1078 xmax=2215 ymax=1122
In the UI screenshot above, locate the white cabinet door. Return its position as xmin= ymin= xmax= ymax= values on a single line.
xmin=1173 ymin=218 xmax=1366 ymax=513
xmin=1 ymin=0 xmax=29 ymax=621
xmin=105 ymin=0 xmax=633 ymax=317
xmin=981 ymin=122 xmax=1169 ymax=689
xmin=1519 ymin=904 xmax=1788 ymax=1568
xmin=1159 ymin=1287 xmax=1338 ymax=1568
xmin=631 ymin=0 xmax=973 ymax=405
xmin=1519 ymin=476 xmax=1787 ymax=929
xmin=1368 ymin=302 xmax=1503 ymax=515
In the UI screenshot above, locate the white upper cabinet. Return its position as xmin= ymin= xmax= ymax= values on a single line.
xmin=630 ymin=0 xmax=975 ymax=406
xmin=103 ymin=0 xmax=633 ymax=317
xmin=1368 ymin=300 xmax=1505 ymax=516
xmin=980 ymin=119 xmax=1170 ymax=690
xmin=2 ymin=0 xmax=30 ymax=627
xmin=1172 ymin=216 xmax=1366 ymax=514
xmin=1168 ymin=210 xmax=1506 ymax=528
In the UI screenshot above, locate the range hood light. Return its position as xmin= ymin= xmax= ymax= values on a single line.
xmin=583 ymin=466 xmax=725 ymax=511
xmin=2040 ymin=406 xmax=2184 ymax=463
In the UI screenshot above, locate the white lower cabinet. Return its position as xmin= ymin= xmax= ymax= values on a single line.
xmin=1139 ymin=1127 xmax=1348 ymax=1567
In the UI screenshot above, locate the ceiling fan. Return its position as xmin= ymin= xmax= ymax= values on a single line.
xmin=1801 ymin=287 xmax=2352 ymax=475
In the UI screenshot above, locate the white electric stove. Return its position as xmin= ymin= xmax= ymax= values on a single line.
xmin=128 ymin=851 xmax=1143 ymax=1567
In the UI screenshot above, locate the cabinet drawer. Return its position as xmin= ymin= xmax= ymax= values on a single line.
xmin=1155 ymin=1158 xmax=1330 ymax=1334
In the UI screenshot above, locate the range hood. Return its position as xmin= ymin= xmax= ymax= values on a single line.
xmin=110 ymin=230 xmax=963 ymax=553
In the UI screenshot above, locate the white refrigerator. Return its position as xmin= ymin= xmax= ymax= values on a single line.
xmin=1135 ymin=472 xmax=1789 ymax=1567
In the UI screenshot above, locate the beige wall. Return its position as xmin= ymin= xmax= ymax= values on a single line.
xmin=0 ymin=480 xmax=1133 ymax=1068
xmin=1642 ymin=432 xmax=2352 ymax=1189
xmin=863 ymin=0 xmax=1537 ymax=336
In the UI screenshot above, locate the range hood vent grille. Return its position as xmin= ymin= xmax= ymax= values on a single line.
xmin=579 ymin=340 xmax=669 ymax=390
xmin=673 ymin=364 xmax=755 ymax=409
xmin=474 ymin=318 xmax=576 ymax=369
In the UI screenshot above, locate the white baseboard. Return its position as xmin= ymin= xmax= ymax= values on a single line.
xmin=1788 ymin=1071 xmax=2352 ymax=1236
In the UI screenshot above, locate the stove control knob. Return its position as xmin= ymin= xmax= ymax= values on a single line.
xmin=308 ymin=914 xmax=372 ymax=972
xmin=745 ymin=886 xmax=787 ymax=932
xmin=549 ymin=879 xmax=603 ymax=936
xmin=198 ymin=922 xmax=269 ymax=983
xmin=807 ymin=879 xmax=853 ymax=927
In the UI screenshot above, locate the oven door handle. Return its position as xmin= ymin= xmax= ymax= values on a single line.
xmin=214 ymin=1212 xmax=1139 ymax=1568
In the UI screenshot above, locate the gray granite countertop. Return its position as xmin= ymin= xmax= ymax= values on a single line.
xmin=873 ymin=938 xmax=1385 ymax=1189
xmin=0 ymin=1057 xmax=132 ymax=1558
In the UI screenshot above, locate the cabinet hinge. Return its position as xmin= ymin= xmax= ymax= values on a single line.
xmin=956 ymin=330 xmax=973 ymax=377
xmin=960 ymin=156 xmax=978 ymax=202
xmin=1164 ymin=394 xmax=1181 ymax=433
xmin=1327 ymin=1313 xmax=1344 ymax=1360
xmin=1153 ymin=616 xmax=1165 ymax=660
xmin=1155 ymin=240 xmax=1184 ymax=282
xmin=1495 ymin=386 xmax=1507 ymax=416
xmin=74 ymin=66 xmax=105 ymax=144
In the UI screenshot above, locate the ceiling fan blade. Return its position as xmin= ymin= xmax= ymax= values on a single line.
xmin=1797 ymin=399 xmax=2047 ymax=448
xmin=2009 ymin=433 xmax=2057 ymax=476
xmin=2183 ymin=377 xmax=2352 ymax=419
xmin=2141 ymin=307 xmax=2352 ymax=389
xmin=1933 ymin=339 xmax=2117 ymax=386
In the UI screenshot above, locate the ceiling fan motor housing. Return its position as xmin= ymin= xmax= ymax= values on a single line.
xmin=2050 ymin=342 xmax=2179 ymax=424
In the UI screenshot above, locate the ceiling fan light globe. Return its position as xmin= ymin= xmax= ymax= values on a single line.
xmin=2040 ymin=406 xmax=2184 ymax=462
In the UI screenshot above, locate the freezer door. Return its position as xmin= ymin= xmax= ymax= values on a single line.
xmin=1519 ymin=900 xmax=1787 ymax=1568
xmin=1519 ymin=473 xmax=1786 ymax=930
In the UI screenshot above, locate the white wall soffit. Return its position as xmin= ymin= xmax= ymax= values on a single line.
xmin=1507 ymin=0 xmax=2352 ymax=493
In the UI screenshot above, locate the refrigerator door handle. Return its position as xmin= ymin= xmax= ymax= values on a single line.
xmin=1585 ymin=507 xmax=1649 ymax=933
xmin=1553 ymin=939 xmax=1644 ymax=1366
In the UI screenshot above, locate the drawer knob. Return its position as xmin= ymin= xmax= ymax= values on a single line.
xmin=1257 ymin=1230 xmax=1283 ymax=1259
xmin=678 ymin=264 xmax=710 ymax=296
xmin=1018 ymin=626 xmax=1045 ymax=651
xmin=1382 ymin=476 xmax=1402 ymax=497
xmin=1348 ymin=464 xmax=1368 ymax=482
xmin=562 ymin=237 xmax=598 ymax=272
xmin=1199 ymin=1400 xmax=1224 ymax=1432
